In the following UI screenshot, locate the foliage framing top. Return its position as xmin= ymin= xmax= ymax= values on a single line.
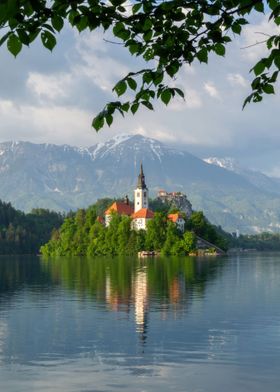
xmin=1 ymin=0 xmax=280 ymax=129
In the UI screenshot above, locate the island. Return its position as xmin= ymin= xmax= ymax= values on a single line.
xmin=41 ymin=164 xmax=228 ymax=257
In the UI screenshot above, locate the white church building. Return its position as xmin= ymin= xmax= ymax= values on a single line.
xmin=104 ymin=164 xmax=154 ymax=230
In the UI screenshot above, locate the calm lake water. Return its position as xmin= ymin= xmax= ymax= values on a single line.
xmin=0 ymin=254 xmax=280 ymax=391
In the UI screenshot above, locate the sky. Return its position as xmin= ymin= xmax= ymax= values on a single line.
xmin=0 ymin=11 xmax=280 ymax=176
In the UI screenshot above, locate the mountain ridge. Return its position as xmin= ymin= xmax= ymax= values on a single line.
xmin=1 ymin=134 xmax=280 ymax=233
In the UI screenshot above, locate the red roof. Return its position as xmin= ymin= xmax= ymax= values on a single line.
xmin=105 ymin=201 xmax=133 ymax=216
xmin=132 ymin=208 xmax=154 ymax=219
xmin=96 ymin=216 xmax=104 ymax=224
xmin=168 ymin=213 xmax=184 ymax=223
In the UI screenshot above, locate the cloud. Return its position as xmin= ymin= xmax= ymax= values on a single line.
xmin=27 ymin=72 xmax=72 ymax=100
xmin=168 ymin=89 xmax=202 ymax=111
xmin=227 ymin=73 xmax=247 ymax=87
xmin=0 ymin=99 xmax=96 ymax=146
xmin=204 ymin=82 xmax=220 ymax=98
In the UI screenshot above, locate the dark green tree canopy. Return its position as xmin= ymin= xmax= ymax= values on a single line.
xmin=1 ymin=0 xmax=279 ymax=129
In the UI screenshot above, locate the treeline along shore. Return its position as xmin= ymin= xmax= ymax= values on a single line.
xmin=1 ymin=198 xmax=280 ymax=256
xmin=41 ymin=198 xmax=228 ymax=257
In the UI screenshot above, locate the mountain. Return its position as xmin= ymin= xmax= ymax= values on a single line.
xmin=1 ymin=135 xmax=280 ymax=233
xmin=204 ymin=157 xmax=280 ymax=195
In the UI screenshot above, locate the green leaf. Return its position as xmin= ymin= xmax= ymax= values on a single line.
xmin=143 ymin=18 xmax=152 ymax=31
xmin=263 ymin=84 xmax=275 ymax=94
xmin=16 ymin=29 xmax=30 ymax=45
xmin=127 ymin=77 xmax=137 ymax=90
xmin=253 ymin=60 xmax=266 ymax=76
xmin=77 ymin=15 xmax=88 ymax=32
xmin=141 ymin=101 xmax=154 ymax=110
xmin=113 ymin=80 xmax=127 ymax=96
xmin=197 ymin=48 xmax=208 ymax=63
xmin=161 ymin=89 xmax=172 ymax=105
xmin=174 ymin=88 xmax=184 ymax=98
xmin=143 ymin=30 xmax=153 ymax=42
xmin=122 ymin=102 xmax=130 ymax=112
xmin=143 ymin=71 xmax=153 ymax=84
xmin=214 ymin=43 xmax=225 ymax=56
xmin=232 ymin=23 xmax=241 ymax=34
xmin=251 ymin=77 xmax=261 ymax=90
xmin=0 ymin=32 xmax=11 ymax=47
xmin=254 ymin=2 xmax=264 ymax=13
xmin=132 ymin=3 xmax=142 ymax=14
xmin=129 ymin=43 xmax=141 ymax=55
xmin=51 ymin=16 xmax=64 ymax=32
xmin=92 ymin=115 xmax=104 ymax=131
xmin=269 ymin=0 xmax=278 ymax=10
xmin=41 ymin=30 xmax=56 ymax=51
xmin=131 ymin=103 xmax=139 ymax=114
xmin=274 ymin=56 xmax=280 ymax=69
xmin=7 ymin=33 xmax=22 ymax=57
xmin=105 ymin=113 xmax=113 ymax=127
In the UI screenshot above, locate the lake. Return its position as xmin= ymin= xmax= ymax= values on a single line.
xmin=0 ymin=253 xmax=279 ymax=391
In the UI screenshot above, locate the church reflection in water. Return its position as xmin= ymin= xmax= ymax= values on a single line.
xmin=133 ymin=267 xmax=148 ymax=343
xmin=104 ymin=265 xmax=149 ymax=342
xmin=39 ymin=255 xmax=225 ymax=345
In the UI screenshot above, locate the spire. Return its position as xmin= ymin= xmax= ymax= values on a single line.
xmin=137 ymin=162 xmax=147 ymax=189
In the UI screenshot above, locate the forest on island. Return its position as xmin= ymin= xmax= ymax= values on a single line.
xmin=41 ymin=201 xmax=229 ymax=257
xmin=0 ymin=200 xmax=64 ymax=254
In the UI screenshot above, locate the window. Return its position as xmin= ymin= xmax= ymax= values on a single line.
xmin=144 ymin=191 xmax=146 ymax=197
xmin=137 ymin=192 xmax=140 ymax=197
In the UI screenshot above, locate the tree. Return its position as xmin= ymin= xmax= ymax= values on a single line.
xmin=182 ymin=231 xmax=197 ymax=254
xmin=0 ymin=1 xmax=279 ymax=130
xmin=145 ymin=212 xmax=167 ymax=250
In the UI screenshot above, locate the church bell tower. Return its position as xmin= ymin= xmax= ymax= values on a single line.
xmin=134 ymin=163 xmax=149 ymax=212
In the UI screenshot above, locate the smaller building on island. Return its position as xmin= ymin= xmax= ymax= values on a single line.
xmin=168 ymin=213 xmax=185 ymax=232
xmin=104 ymin=164 xmax=155 ymax=230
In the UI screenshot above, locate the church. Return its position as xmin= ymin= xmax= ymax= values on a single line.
xmin=104 ymin=164 xmax=154 ymax=230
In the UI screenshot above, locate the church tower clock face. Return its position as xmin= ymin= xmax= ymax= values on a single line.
xmin=134 ymin=164 xmax=149 ymax=213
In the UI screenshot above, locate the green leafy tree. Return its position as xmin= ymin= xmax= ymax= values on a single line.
xmin=0 ymin=200 xmax=64 ymax=255
xmin=145 ymin=212 xmax=167 ymax=250
xmin=0 ymin=1 xmax=278 ymax=129
xmin=182 ymin=231 xmax=197 ymax=254
xmin=186 ymin=211 xmax=228 ymax=251
xmin=161 ymin=220 xmax=180 ymax=255
xmin=116 ymin=215 xmax=132 ymax=255
xmin=87 ymin=220 xmax=106 ymax=256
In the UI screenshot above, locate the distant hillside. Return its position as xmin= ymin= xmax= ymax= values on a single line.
xmin=1 ymin=135 xmax=280 ymax=233
xmin=0 ymin=200 xmax=64 ymax=254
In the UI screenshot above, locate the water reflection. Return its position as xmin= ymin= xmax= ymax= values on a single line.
xmin=41 ymin=256 xmax=225 ymax=340
xmin=1 ymin=254 xmax=280 ymax=391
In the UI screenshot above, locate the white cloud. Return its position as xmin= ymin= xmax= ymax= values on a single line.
xmin=204 ymin=82 xmax=220 ymax=98
xmin=135 ymin=126 xmax=177 ymax=142
xmin=227 ymin=73 xmax=247 ymax=87
xmin=27 ymin=72 xmax=72 ymax=100
xmin=0 ymin=99 xmax=97 ymax=146
xmin=74 ymin=31 xmax=131 ymax=92
xmin=168 ymin=89 xmax=202 ymax=111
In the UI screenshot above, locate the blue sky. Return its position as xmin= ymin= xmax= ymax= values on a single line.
xmin=0 ymin=12 xmax=280 ymax=175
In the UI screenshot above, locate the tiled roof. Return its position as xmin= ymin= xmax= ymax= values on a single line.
xmin=168 ymin=213 xmax=184 ymax=223
xmin=132 ymin=208 xmax=154 ymax=219
xmin=104 ymin=201 xmax=134 ymax=216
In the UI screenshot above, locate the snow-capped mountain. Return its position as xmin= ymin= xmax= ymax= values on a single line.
xmin=204 ymin=157 xmax=241 ymax=172
xmin=1 ymin=134 xmax=280 ymax=233
xmin=204 ymin=156 xmax=280 ymax=195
